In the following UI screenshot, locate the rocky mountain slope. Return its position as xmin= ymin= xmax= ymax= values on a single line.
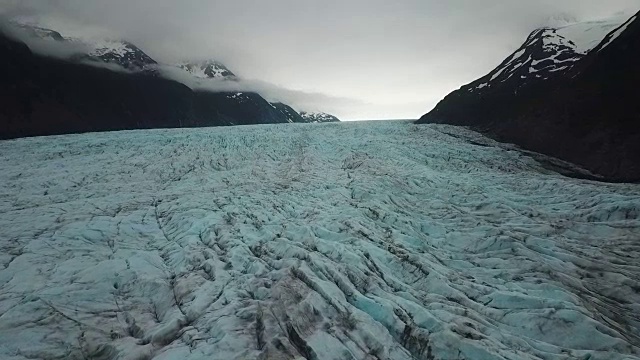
xmin=0 ymin=29 xmax=291 ymax=139
xmin=0 ymin=22 xmax=336 ymax=139
xmin=465 ymin=16 xmax=625 ymax=95
xmin=174 ymin=61 xmax=341 ymax=123
xmin=267 ymin=103 xmax=342 ymax=124
xmin=15 ymin=23 xmax=157 ymax=71
xmin=269 ymin=102 xmax=306 ymax=123
xmin=173 ymin=60 xmax=341 ymax=123
xmin=86 ymin=40 xmax=157 ymax=70
xmin=418 ymin=12 xmax=640 ymax=182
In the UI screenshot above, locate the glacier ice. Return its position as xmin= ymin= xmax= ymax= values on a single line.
xmin=0 ymin=121 xmax=639 ymax=359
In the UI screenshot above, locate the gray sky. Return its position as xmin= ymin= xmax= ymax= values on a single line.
xmin=2 ymin=0 xmax=639 ymax=120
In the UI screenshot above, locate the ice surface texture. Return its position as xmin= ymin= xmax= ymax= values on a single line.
xmin=0 ymin=121 xmax=639 ymax=359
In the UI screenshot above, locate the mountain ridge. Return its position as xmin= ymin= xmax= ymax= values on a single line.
xmin=0 ymin=22 xmax=338 ymax=139
xmin=0 ymin=29 xmax=291 ymax=139
xmin=418 ymin=12 xmax=640 ymax=182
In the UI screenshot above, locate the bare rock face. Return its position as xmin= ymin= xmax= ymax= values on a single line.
xmin=269 ymin=102 xmax=306 ymax=123
xmin=418 ymin=12 xmax=640 ymax=182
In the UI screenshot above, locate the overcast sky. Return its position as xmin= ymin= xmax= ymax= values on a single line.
xmin=2 ymin=0 xmax=639 ymax=120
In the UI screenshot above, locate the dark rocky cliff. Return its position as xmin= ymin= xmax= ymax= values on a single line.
xmin=418 ymin=12 xmax=640 ymax=182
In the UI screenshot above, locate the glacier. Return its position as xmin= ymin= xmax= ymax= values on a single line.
xmin=0 ymin=121 xmax=639 ymax=360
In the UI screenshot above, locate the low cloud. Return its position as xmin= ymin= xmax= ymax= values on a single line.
xmin=157 ymin=64 xmax=370 ymax=118
xmin=0 ymin=19 xmax=92 ymax=59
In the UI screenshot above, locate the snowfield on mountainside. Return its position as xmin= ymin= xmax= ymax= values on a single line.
xmin=0 ymin=121 xmax=639 ymax=360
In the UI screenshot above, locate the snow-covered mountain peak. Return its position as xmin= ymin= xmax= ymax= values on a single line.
xmin=10 ymin=22 xmax=157 ymax=70
xmin=299 ymin=111 xmax=340 ymax=123
xmin=83 ymin=39 xmax=157 ymax=70
xmin=468 ymin=15 xmax=626 ymax=92
xmin=176 ymin=60 xmax=236 ymax=80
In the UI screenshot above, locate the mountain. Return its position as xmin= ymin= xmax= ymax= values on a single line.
xmin=171 ymin=59 xmax=342 ymax=124
xmin=4 ymin=22 xmax=340 ymax=136
xmin=299 ymin=111 xmax=340 ymax=123
xmin=0 ymin=28 xmax=294 ymax=139
xmin=418 ymin=12 xmax=640 ymax=182
xmin=14 ymin=23 xmax=156 ymax=71
xmin=0 ymin=23 xmax=306 ymax=138
xmin=0 ymin=24 xmax=340 ymax=138
xmin=268 ymin=103 xmax=341 ymax=123
xmin=464 ymin=16 xmax=624 ymax=95
xmin=85 ymin=40 xmax=157 ymax=70
xmin=269 ymin=102 xmax=305 ymax=123
xmin=174 ymin=61 xmax=341 ymax=124
xmin=176 ymin=60 xmax=236 ymax=79
xmin=176 ymin=60 xmax=303 ymax=124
